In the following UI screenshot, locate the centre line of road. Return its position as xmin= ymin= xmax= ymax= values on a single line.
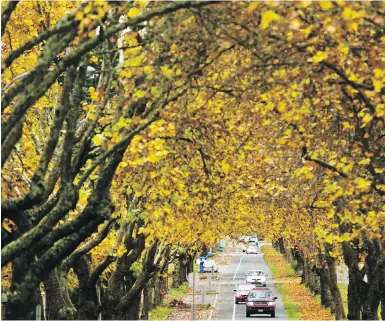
xmin=208 ymin=284 xmax=221 ymax=320
xmin=220 ymin=263 xmax=229 ymax=278
xmin=232 ymin=299 xmax=236 ymax=320
xmin=233 ymin=254 xmax=244 ymax=280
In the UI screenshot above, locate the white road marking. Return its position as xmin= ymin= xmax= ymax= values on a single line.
xmin=233 ymin=254 xmax=244 ymax=280
xmin=232 ymin=298 xmax=236 ymax=320
xmin=220 ymin=263 xmax=229 ymax=278
xmin=209 ymin=284 xmax=221 ymax=320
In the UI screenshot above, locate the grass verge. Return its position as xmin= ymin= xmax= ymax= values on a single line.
xmin=338 ymin=283 xmax=348 ymax=314
xmin=275 ymin=283 xmax=302 ymax=319
xmin=261 ymin=245 xmax=333 ymax=320
xmin=148 ymin=282 xmax=189 ymax=320
xmin=148 ymin=307 xmax=172 ymax=321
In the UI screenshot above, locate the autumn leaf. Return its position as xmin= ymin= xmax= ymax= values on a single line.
xmin=127 ymin=7 xmax=141 ymax=19
xmin=260 ymin=10 xmax=281 ymax=30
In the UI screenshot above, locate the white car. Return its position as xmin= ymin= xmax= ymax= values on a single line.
xmin=249 ymin=236 xmax=258 ymax=243
xmin=246 ymin=245 xmax=258 ymax=254
xmin=245 ymin=270 xmax=267 ymax=286
xmin=204 ymin=259 xmax=218 ymax=272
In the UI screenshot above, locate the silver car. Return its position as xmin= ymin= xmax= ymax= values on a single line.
xmin=246 ymin=245 xmax=258 ymax=254
xmin=245 ymin=270 xmax=267 ymax=286
xmin=204 ymin=259 xmax=218 ymax=272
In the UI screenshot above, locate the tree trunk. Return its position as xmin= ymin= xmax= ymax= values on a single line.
xmin=6 ymin=256 xmax=42 ymax=320
xmin=342 ymin=242 xmax=362 ymax=320
xmin=179 ymin=255 xmax=187 ymax=284
xmin=285 ymin=248 xmax=294 ymax=263
xmin=187 ymin=255 xmax=194 ymax=275
xmin=172 ymin=258 xmax=181 ymax=288
xmin=141 ymin=281 xmax=153 ymax=320
xmin=122 ymin=291 xmax=142 ymax=320
xmin=44 ymin=268 xmax=76 ymax=320
xmin=325 ymin=251 xmax=346 ymax=320
xmin=153 ymin=276 xmax=162 ymax=308
xmin=310 ymin=267 xmax=321 ymax=295
xmin=380 ymin=257 xmax=385 ymax=321
xmin=292 ymin=247 xmax=304 ymax=280
xmin=317 ymin=267 xmax=333 ymax=311
xmin=73 ymin=255 xmax=99 ymax=320
xmin=303 ymin=258 xmax=311 ymax=286
xmin=365 ymin=239 xmax=382 ymax=320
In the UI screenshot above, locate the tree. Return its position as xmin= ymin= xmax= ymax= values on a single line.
xmin=2 ymin=1 xmax=384 ymax=320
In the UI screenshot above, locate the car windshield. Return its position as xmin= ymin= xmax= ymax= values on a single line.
xmin=238 ymin=285 xmax=254 ymax=291
xmin=248 ymin=271 xmax=263 ymax=276
xmin=249 ymin=291 xmax=272 ymax=298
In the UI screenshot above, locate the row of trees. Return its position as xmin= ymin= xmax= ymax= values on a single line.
xmin=1 ymin=1 xmax=384 ymax=319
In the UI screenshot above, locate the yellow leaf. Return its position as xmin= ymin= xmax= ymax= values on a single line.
xmin=150 ymin=171 xmax=157 ymax=179
xmin=160 ymin=65 xmax=173 ymax=79
xmin=348 ymin=22 xmax=358 ymax=32
xmin=325 ymin=234 xmax=334 ymax=244
xmin=312 ymin=51 xmax=328 ymax=63
xmin=342 ymin=121 xmax=354 ymax=129
xmin=75 ymin=11 xmax=84 ymax=21
xmin=305 ymin=171 xmax=314 ymax=180
xmin=262 ymin=119 xmax=271 ymax=126
xmin=375 ymin=104 xmax=385 ymax=117
xmin=337 ymin=233 xmax=350 ymax=243
xmin=373 ymin=69 xmax=384 ymax=79
xmin=373 ymin=80 xmax=383 ymax=93
xmin=248 ymin=2 xmax=258 ymax=12
xmin=89 ymin=56 xmax=98 ymax=64
xmin=354 ymin=177 xmax=371 ymax=191
xmin=117 ymin=245 xmax=125 ymax=257
xmin=89 ymin=87 xmax=98 ymax=101
xmin=337 ymin=43 xmax=349 ymax=55
xmin=222 ymin=161 xmax=230 ymax=174
xmin=135 ymin=191 xmax=143 ymax=197
xmin=360 ymin=114 xmax=373 ymax=127
xmin=319 ymin=1 xmax=333 ymax=10
xmin=128 ymin=7 xmax=141 ymax=19
xmin=92 ymin=135 xmax=103 ymax=146
xmin=134 ymin=90 xmax=146 ymax=98
xmin=358 ymin=158 xmax=370 ymax=165
xmin=277 ymin=102 xmax=285 ymax=112
xmin=260 ymin=10 xmax=281 ymax=30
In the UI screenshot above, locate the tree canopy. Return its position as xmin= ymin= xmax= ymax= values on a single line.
xmin=1 ymin=1 xmax=384 ymax=320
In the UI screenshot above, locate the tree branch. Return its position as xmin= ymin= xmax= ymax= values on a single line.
xmin=1 ymin=0 xmax=19 ymax=38
xmin=61 ymin=218 xmax=116 ymax=273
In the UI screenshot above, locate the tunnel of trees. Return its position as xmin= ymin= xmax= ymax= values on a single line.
xmin=1 ymin=1 xmax=384 ymax=320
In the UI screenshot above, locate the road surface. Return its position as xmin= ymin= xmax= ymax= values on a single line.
xmin=208 ymin=244 xmax=288 ymax=320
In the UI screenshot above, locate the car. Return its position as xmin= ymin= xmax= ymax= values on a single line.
xmin=245 ymin=270 xmax=267 ymax=286
xmin=246 ymin=288 xmax=277 ymax=317
xmin=203 ymin=259 xmax=218 ymax=272
xmin=234 ymin=284 xmax=256 ymax=304
xmin=246 ymin=245 xmax=258 ymax=254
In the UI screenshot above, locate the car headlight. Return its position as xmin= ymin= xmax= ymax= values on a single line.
xmin=267 ymin=301 xmax=275 ymax=306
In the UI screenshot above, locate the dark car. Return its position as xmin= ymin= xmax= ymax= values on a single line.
xmin=246 ymin=288 xmax=277 ymax=318
xmin=233 ymin=284 xmax=256 ymax=304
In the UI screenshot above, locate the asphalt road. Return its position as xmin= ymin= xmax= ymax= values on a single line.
xmin=212 ymin=244 xmax=288 ymax=320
